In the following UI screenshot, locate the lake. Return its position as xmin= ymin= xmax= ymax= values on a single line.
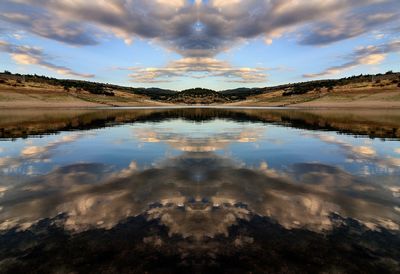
xmin=0 ymin=107 xmax=399 ymax=273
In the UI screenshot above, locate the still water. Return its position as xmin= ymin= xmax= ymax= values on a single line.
xmin=0 ymin=108 xmax=399 ymax=273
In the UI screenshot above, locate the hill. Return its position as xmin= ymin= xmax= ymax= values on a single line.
xmin=0 ymin=70 xmax=399 ymax=108
xmin=0 ymin=71 xmax=169 ymax=107
xmin=228 ymin=71 xmax=400 ymax=108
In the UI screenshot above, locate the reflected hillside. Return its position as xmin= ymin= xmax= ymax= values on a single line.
xmin=1 ymin=108 xmax=400 ymax=139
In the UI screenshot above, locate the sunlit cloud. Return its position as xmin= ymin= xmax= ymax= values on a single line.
xmin=0 ymin=0 xmax=398 ymax=83
xmin=0 ymin=40 xmax=94 ymax=78
xmin=304 ymin=40 xmax=400 ymax=78
xmin=3 ymin=0 xmax=397 ymax=50
xmin=125 ymin=57 xmax=268 ymax=83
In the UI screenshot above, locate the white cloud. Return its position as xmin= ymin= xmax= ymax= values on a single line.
xmin=126 ymin=57 xmax=267 ymax=83
xmin=0 ymin=40 xmax=94 ymax=78
xmin=1 ymin=0 xmax=398 ymax=82
xmin=304 ymin=40 xmax=400 ymax=78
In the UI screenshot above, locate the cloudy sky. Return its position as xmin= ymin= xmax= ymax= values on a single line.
xmin=0 ymin=0 xmax=399 ymax=90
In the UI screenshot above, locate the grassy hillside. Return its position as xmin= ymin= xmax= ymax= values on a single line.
xmin=229 ymin=72 xmax=400 ymax=107
xmin=0 ymin=71 xmax=168 ymax=107
xmin=0 ymin=70 xmax=399 ymax=107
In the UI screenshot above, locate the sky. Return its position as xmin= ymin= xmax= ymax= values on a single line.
xmin=0 ymin=0 xmax=399 ymax=90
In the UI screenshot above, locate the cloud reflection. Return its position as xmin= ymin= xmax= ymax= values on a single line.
xmin=0 ymin=149 xmax=398 ymax=237
xmin=0 ymin=133 xmax=83 ymax=175
xmin=311 ymin=133 xmax=400 ymax=170
xmin=0 ymin=120 xmax=399 ymax=245
xmin=134 ymin=127 xmax=264 ymax=152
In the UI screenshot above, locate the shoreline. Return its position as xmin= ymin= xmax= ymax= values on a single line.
xmin=2 ymin=102 xmax=400 ymax=109
xmin=1 ymin=106 xmax=400 ymax=140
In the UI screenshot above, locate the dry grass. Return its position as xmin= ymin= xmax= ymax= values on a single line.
xmin=231 ymin=82 xmax=400 ymax=108
xmin=0 ymin=80 xmax=169 ymax=108
xmin=1 ymin=78 xmax=400 ymax=108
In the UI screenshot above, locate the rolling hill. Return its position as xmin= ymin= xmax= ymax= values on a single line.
xmin=0 ymin=70 xmax=399 ymax=108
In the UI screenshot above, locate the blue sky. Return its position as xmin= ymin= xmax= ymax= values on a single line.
xmin=0 ymin=0 xmax=399 ymax=90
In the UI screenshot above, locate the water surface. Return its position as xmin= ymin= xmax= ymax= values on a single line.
xmin=0 ymin=108 xmax=399 ymax=273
